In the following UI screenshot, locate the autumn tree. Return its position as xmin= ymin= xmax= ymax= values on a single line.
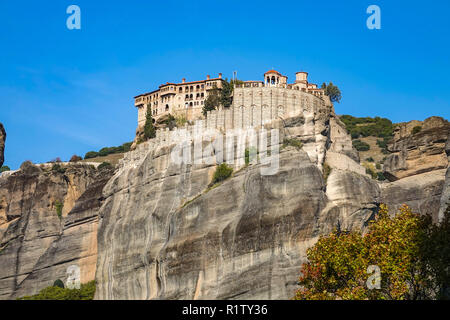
xmin=321 ymin=82 xmax=342 ymax=103
xmin=295 ymin=204 xmax=450 ymax=300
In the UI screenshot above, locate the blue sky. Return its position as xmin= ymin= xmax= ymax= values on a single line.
xmin=0 ymin=0 xmax=449 ymax=169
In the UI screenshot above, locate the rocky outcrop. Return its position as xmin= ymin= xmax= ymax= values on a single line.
xmin=0 ymin=162 xmax=114 ymax=299
xmin=94 ymin=112 xmax=379 ymax=300
xmin=384 ymin=117 xmax=450 ymax=181
xmin=438 ymin=137 xmax=450 ymax=221
xmin=0 ymin=123 xmax=5 ymax=168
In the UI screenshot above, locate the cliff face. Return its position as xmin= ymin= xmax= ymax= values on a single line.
xmin=0 ymin=162 xmax=114 ymax=299
xmin=0 ymin=123 xmax=5 ymax=168
xmin=438 ymin=137 xmax=450 ymax=221
xmin=384 ymin=117 xmax=450 ymax=181
xmin=0 ymin=111 xmax=448 ymax=300
xmin=95 ymin=111 xmax=381 ymax=300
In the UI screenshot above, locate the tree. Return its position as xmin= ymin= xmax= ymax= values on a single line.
xmin=0 ymin=165 xmax=10 ymax=173
xmin=69 ymin=155 xmax=82 ymax=162
xmin=143 ymin=105 xmax=156 ymax=140
xmin=295 ymin=204 xmax=450 ymax=300
xmin=220 ymin=79 xmax=234 ymax=108
xmin=203 ymin=84 xmax=221 ymax=116
xmin=321 ymin=82 xmax=342 ymax=103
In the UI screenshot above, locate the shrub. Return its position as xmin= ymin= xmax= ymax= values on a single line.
xmin=0 ymin=166 xmax=10 ymax=173
xmin=412 ymin=126 xmax=422 ymax=135
xmin=366 ymin=157 xmax=375 ymax=162
xmin=98 ymin=162 xmax=112 ymax=170
xmin=323 ymin=163 xmax=332 ymax=183
xmin=211 ymin=163 xmax=233 ymax=185
xmin=51 ymin=164 xmax=66 ymax=174
xmin=245 ymin=147 xmax=258 ymax=165
xmin=69 ymin=155 xmax=82 ymax=162
xmin=365 ymin=167 xmax=377 ymax=179
xmin=377 ymin=172 xmax=386 ymax=181
xmin=53 ymin=279 xmax=65 ymax=289
xmin=352 ymin=139 xmax=370 ymax=151
xmin=340 ymin=115 xmax=394 ymax=139
xmin=54 ymin=200 xmax=63 ymax=219
xmin=282 ymin=138 xmax=303 ymax=150
xmin=52 ymin=163 xmax=66 ymax=173
xmin=376 ymin=163 xmax=381 ymax=170
xmin=84 ymin=151 xmax=99 ymax=159
xmin=48 ymin=157 xmax=62 ymax=163
xmin=175 ymin=114 xmax=188 ymax=127
xmin=18 ymin=281 xmax=96 ymax=300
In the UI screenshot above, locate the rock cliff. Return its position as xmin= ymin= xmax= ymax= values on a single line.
xmin=0 ymin=111 xmax=448 ymax=300
xmin=0 ymin=162 xmax=114 ymax=299
xmin=94 ymin=111 xmax=381 ymax=300
xmin=384 ymin=117 xmax=450 ymax=181
xmin=0 ymin=123 xmax=5 ymax=168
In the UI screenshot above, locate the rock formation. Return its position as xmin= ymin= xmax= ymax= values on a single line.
xmin=384 ymin=117 xmax=450 ymax=181
xmin=0 ymin=123 xmax=5 ymax=168
xmin=0 ymin=110 xmax=448 ymax=300
xmin=438 ymin=136 xmax=450 ymax=221
xmin=0 ymin=162 xmax=114 ymax=299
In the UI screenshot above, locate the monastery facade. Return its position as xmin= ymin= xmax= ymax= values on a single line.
xmin=134 ymin=70 xmax=328 ymax=130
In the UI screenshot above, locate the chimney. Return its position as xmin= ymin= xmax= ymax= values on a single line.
xmin=218 ymin=73 xmax=222 ymax=79
xmin=182 ymin=78 xmax=186 ymax=83
xmin=206 ymin=75 xmax=210 ymax=80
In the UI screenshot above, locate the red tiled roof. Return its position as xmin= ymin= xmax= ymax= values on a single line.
xmin=264 ymin=70 xmax=282 ymax=75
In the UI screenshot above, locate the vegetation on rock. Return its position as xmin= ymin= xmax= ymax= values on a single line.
xmin=340 ymin=115 xmax=394 ymax=139
xmin=211 ymin=163 xmax=233 ymax=185
xmin=352 ymin=139 xmax=370 ymax=151
xmin=84 ymin=142 xmax=132 ymax=160
xmin=0 ymin=165 xmax=10 ymax=173
xmin=412 ymin=126 xmax=422 ymax=135
xmin=321 ymin=82 xmax=342 ymax=103
xmin=295 ymin=204 xmax=450 ymax=300
xmin=18 ymin=281 xmax=96 ymax=300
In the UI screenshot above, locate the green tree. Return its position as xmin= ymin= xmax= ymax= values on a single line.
xmin=220 ymin=79 xmax=234 ymax=108
xmin=203 ymin=84 xmax=221 ymax=116
xmin=321 ymin=82 xmax=342 ymax=103
xmin=0 ymin=166 xmax=10 ymax=173
xmin=144 ymin=105 xmax=156 ymax=140
xmin=295 ymin=204 xmax=450 ymax=300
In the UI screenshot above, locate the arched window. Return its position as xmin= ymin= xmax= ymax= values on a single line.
xmin=190 ymin=94 xmax=193 ymax=99
xmin=196 ymin=85 xmax=200 ymax=90
xmin=189 ymin=102 xmax=193 ymax=107
xmin=165 ymin=104 xmax=169 ymax=111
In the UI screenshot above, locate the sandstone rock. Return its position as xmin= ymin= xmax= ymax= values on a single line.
xmin=0 ymin=163 xmax=114 ymax=299
xmin=0 ymin=123 xmax=5 ymax=168
xmin=438 ymin=136 xmax=450 ymax=222
xmin=384 ymin=117 xmax=450 ymax=181
xmin=381 ymin=170 xmax=446 ymax=222
xmin=95 ymin=115 xmax=379 ymax=300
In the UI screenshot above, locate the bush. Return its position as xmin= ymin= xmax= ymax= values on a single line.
xmin=340 ymin=115 xmax=394 ymax=139
xmin=366 ymin=157 xmax=375 ymax=162
xmin=54 ymin=200 xmax=63 ymax=219
xmin=282 ymin=138 xmax=303 ymax=150
xmin=53 ymin=279 xmax=65 ymax=289
xmin=377 ymin=172 xmax=386 ymax=181
xmin=323 ymin=163 xmax=332 ymax=183
xmin=18 ymin=281 xmax=96 ymax=300
xmin=245 ymin=147 xmax=258 ymax=165
xmin=69 ymin=155 xmax=82 ymax=162
xmin=412 ymin=126 xmax=422 ymax=135
xmin=365 ymin=167 xmax=377 ymax=179
xmin=211 ymin=163 xmax=233 ymax=185
xmin=51 ymin=164 xmax=66 ymax=174
xmin=352 ymin=140 xmax=370 ymax=151
xmin=98 ymin=162 xmax=112 ymax=170
xmin=48 ymin=157 xmax=62 ymax=163
xmin=84 ymin=151 xmax=99 ymax=159
xmin=376 ymin=163 xmax=381 ymax=170
xmin=0 ymin=166 xmax=10 ymax=173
